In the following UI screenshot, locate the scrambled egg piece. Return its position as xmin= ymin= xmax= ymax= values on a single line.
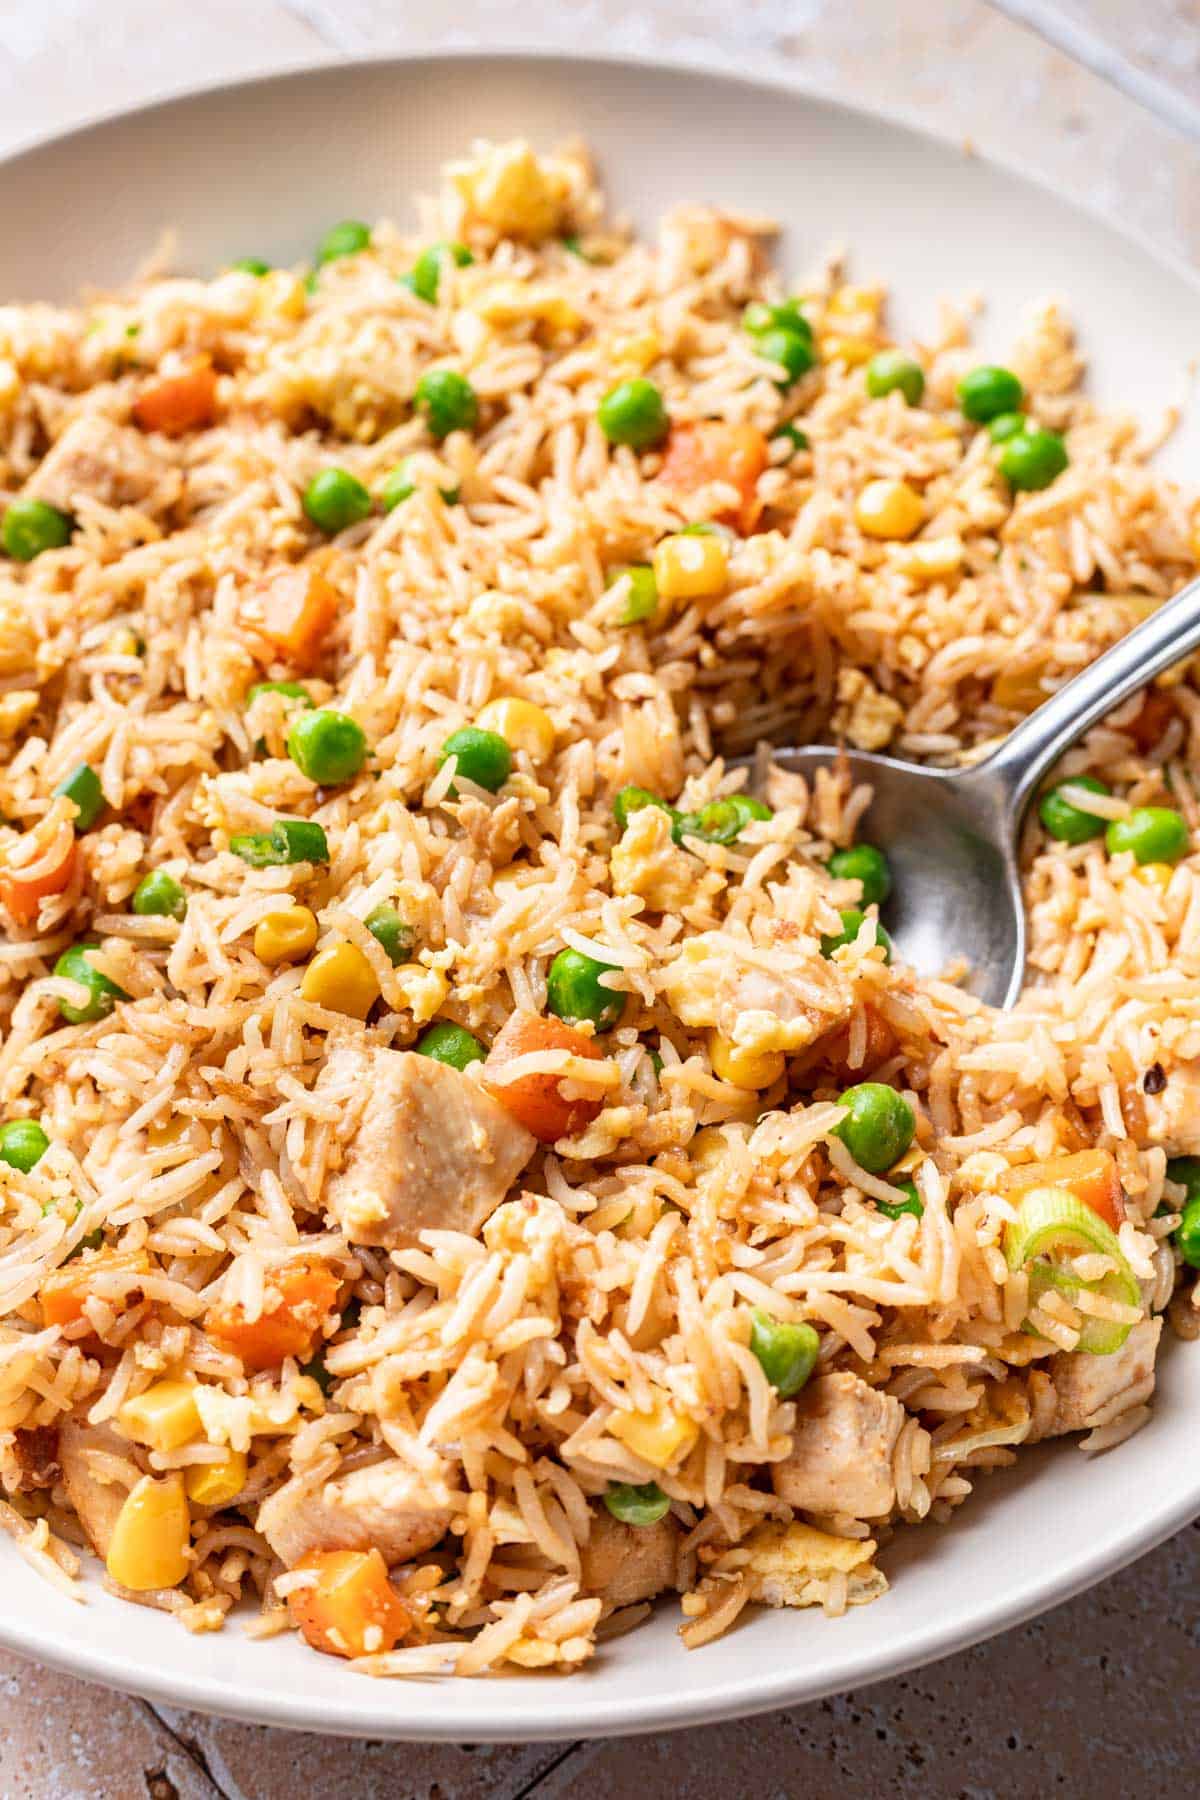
xmin=834 ymin=668 xmax=905 ymax=752
xmin=448 ymin=141 xmax=573 ymax=242
xmin=466 ymin=278 xmax=581 ymax=336
xmin=194 ymin=1383 xmax=315 ymax=1452
xmin=661 ymin=931 xmax=848 ymax=1056
xmin=610 ymin=805 xmax=697 ymax=914
xmin=741 ymin=1520 xmax=887 ymax=1609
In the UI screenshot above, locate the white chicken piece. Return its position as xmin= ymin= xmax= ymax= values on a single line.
xmin=1047 ymin=1317 xmax=1162 ymax=1436
xmin=256 ymin=1456 xmax=456 ymax=1568
xmin=58 ymin=1415 xmax=140 ymax=1558
xmin=771 ymin=1373 xmax=905 ymax=1519
xmin=610 ymin=804 xmax=697 ymax=915
xmin=740 ymin=1520 xmax=887 ymax=1610
xmin=25 ymin=413 xmax=177 ymax=514
xmin=660 ymin=931 xmax=850 ymax=1059
xmin=579 ymin=1508 xmax=679 ymax=1608
xmin=315 ymin=1045 xmax=535 ymax=1249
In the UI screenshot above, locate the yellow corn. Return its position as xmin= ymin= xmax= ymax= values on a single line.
xmin=820 ymin=333 xmax=877 ymax=368
xmin=1132 ymin=861 xmax=1174 ymax=895
xmin=300 ymin=941 xmax=379 ymax=1019
xmin=255 ymin=904 xmax=319 ymax=966
xmin=476 ymin=697 xmax=556 ymax=765
xmin=689 ymin=1126 xmax=729 ymax=1178
xmin=185 ymin=1448 xmax=248 ymax=1509
xmin=609 ymin=331 xmax=661 ymax=373
xmin=854 ymin=479 xmax=924 ymax=541
xmin=653 ymin=532 xmax=729 ymax=601
xmin=105 ymin=1472 xmax=191 ymax=1591
xmin=892 ymin=534 xmax=964 ymax=582
xmin=610 ymin=1393 xmax=698 ymax=1470
xmin=118 ymin=1380 xmax=201 ymax=1454
xmin=826 ymin=284 xmax=882 ymax=323
xmin=708 ymin=1030 xmax=785 ymax=1091
xmin=103 ymin=626 xmax=142 ymax=658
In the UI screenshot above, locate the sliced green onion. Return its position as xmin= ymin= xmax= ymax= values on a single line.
xmin=230 ymin=819 xmax=329 ymax=867
xmin=1004 ymin=1186 xmax=1140 ymax=1355
xmin=53 ymin=763 xmax=104 ymax=832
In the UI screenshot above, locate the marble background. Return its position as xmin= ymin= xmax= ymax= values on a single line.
xmin=1 ymin=2 xmax=1198 ymax=1793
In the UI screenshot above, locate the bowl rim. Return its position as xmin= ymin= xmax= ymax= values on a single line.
xmin=2 ymin=45 xmax=1199 ymax=1741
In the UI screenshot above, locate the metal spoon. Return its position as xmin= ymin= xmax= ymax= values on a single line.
xmin=736 ymin=574 xmax=1200 ymax=1009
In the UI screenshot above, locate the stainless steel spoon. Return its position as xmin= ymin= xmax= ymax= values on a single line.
xmin=736 ymin=573 xmax=1200 ymax=1009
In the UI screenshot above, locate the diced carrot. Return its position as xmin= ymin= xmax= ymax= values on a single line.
xmin=0 ymin=836 xmax=76 ymax=926
xmin=288 ymin=1548 xmax=412 ymax=1660
xmin=1127 ymin=689 xmax=1174 ymax=752
xmin=658 ymin=421 xmax=769 ymax=534
xmin=41 ymin=1246 xmax=152 ymax=1329
xmin=205 ymin=1260 xmax=340 ymax=1372
xmin=251 ymin=567 xmax=340 ymax=669
xmin=485 ymin=1012 xmax=603 ymax=1143
xmin=132 ymin=364 xmax=219 ymax=436
xmin=999 ymin=1148 xmax=1125 ymax=1232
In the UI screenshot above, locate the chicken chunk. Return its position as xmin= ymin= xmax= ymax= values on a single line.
xmin=771 ymin=1373 xmax=905 ymax=1520
xmin=256 ymin=1456 xmax=456 ymax=1568
xmin=58 ymin=1414 xmax=139 ymax=1558
xmin=316 ymin=1044 xmax=536 ymax=1250
xmin=579 ymin=1508 xmax=679 ymax=1609
xmin=1047 ymin=1317 xmax=1162 ymax=1437
xmin=26 ymin=412 xmax=176 ymax=514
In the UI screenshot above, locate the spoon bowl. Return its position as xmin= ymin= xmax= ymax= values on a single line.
xmin=737 ymin=570 xmax=1200 ymax=1009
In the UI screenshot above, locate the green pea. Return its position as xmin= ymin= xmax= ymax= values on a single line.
xmin=1105 ymin=806 xmax=1189 ymax=865
xmin=415 ymin=1020 xmax=486 ymax=1070
xmin=1038 ymin=776 xmax=1110 ymax=845
xmin=438 ymin=726 xmax=512 ymax=794
xmin=754 ymin=325 xmax=816 ymax=387
xmin=865 ymin=350 xmax=925 ymax=405
xmin=820 ymin=908 xmax=893 ymax=964
xmin=608 ymin=563 xmax=658 ymax=626
xmin=957 ymin=364 xmax=1024 ymax=423
xmin=365 ymin=904 xmax=414 ymax=966
xmin=230 ymin=818 xmax=329 ymax=867
xmin=286 ymin=708 xmax=367 ymax=786
xmin=131 ymin=871 xmax=187 ymax=920
xmin=676 ymin=794 xmax=772 ymax=847
xmin=380 ymin=458 xmax=459 ymax=511
xmin=613 ymin=785 xmax=677 ymax=834
xmin=998 ymin=426 xmax=1068 ymax=492
xmin=302 ymin=468 xmax=372 ymax=535
xmin=299 ymin=1350 xmax=333 ymax=1396
xmin=2 ymin=497 xmax=73 ymax=562
xmin=826 ymin=844 xmax=892 ymax=908
xmin=1167 ymin=1156 xmax=1200 ymax=1205
xmin=53 ymin=944 xmax=129 ymax=1025
xmin=0 ymin=1119 xmax=50 ymax=1173
xmin=415 ymin=369 xmax=479 ymax=440
xmin=603 ymin=1481 xmax=670 ymax=1527
xmin=1177 ymin=1196 xmax=1200 ymax=1271
xmin=743 ymin=299 xmax=813 ymax=341
xmin=749 ymin=1310 xmax=820 ymax=1398
xmin=597 ymin=378 xmax=669 ymax=451
xmin=53 ymin=763 xmax=104 ymax=832
xmin=246 ymin=680 xmax=313 ymax=710
xmin=69 ymin=1226 xmax=104 ymax=1257
xmin=771 ymin=423 xmax=810 ymax=455
xmin=876 ymin=1177 xmax=923 ymax=1221
xmin=547 ymin=947 xmax=625 ymax=1030
xmin=406 ymin=241 xmax=473 ymax=304
xmin=832 ymin=1082 xmax=915 ymax=1175
xmin=315 ymin=220 xmax=370 ymax=266
xmin=231 ymin=257 xmax=271 ymax=277
xmin=987 ymin=411 xmax=1025 ymax=443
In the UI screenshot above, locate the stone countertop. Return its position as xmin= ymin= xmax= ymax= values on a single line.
xmin=1 ymin=3 xmax=1198 ymax=1793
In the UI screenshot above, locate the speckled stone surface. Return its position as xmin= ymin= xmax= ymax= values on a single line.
xmin=1 ymin=3 xmax=1198 ymax=1792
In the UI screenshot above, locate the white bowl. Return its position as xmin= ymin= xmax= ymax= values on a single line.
xmin=2 ymin=51 xmax=1198 ymax=1741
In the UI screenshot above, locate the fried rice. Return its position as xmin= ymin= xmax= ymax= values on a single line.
xmin=0 ymin=137 xmax=1197 ymax=1676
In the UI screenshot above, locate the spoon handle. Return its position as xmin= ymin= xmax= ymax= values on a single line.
xmin=980 ymin=570 xmax=1200 ymax=817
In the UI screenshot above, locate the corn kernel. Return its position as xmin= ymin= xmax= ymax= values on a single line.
xmin=185 ymin=1448 xmax=248 ymax=1509
xmin=255 ymin=904 xmax=319 ymax=966
xmin=708 ymin=1030 xmax=786 ymax=1091
xmin=476 ymin=697 xmax=556 ymax=765
xmin=891 ymin=534 xmax=964 ymax=582
xmin=854 ymin=479 xmax=924 ymax=541
xmin=820 ymin=333 xmax=877 ymax=368
xmin=652 ymin=532 xmax=729 ymax=601
xmin=105 ymin=1472 xmax=191 ymax=1591
xmin=690 ymin=1126 xmax=730 ymax=1177
xmin=1132 ymin=861 xmax=1174 ymax=895
xmin=826 ymin=284 xmax=882 ymax=323
xmin=118 ymin=1380 xmax=201 ymax=1454
xmin=610 ymin=1393 xmax=698 ymax=1470
xmin=300 ymin=941 xmax=379 ymax=1019
xmin=609 ymin=331 xmax=661 ymax=373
